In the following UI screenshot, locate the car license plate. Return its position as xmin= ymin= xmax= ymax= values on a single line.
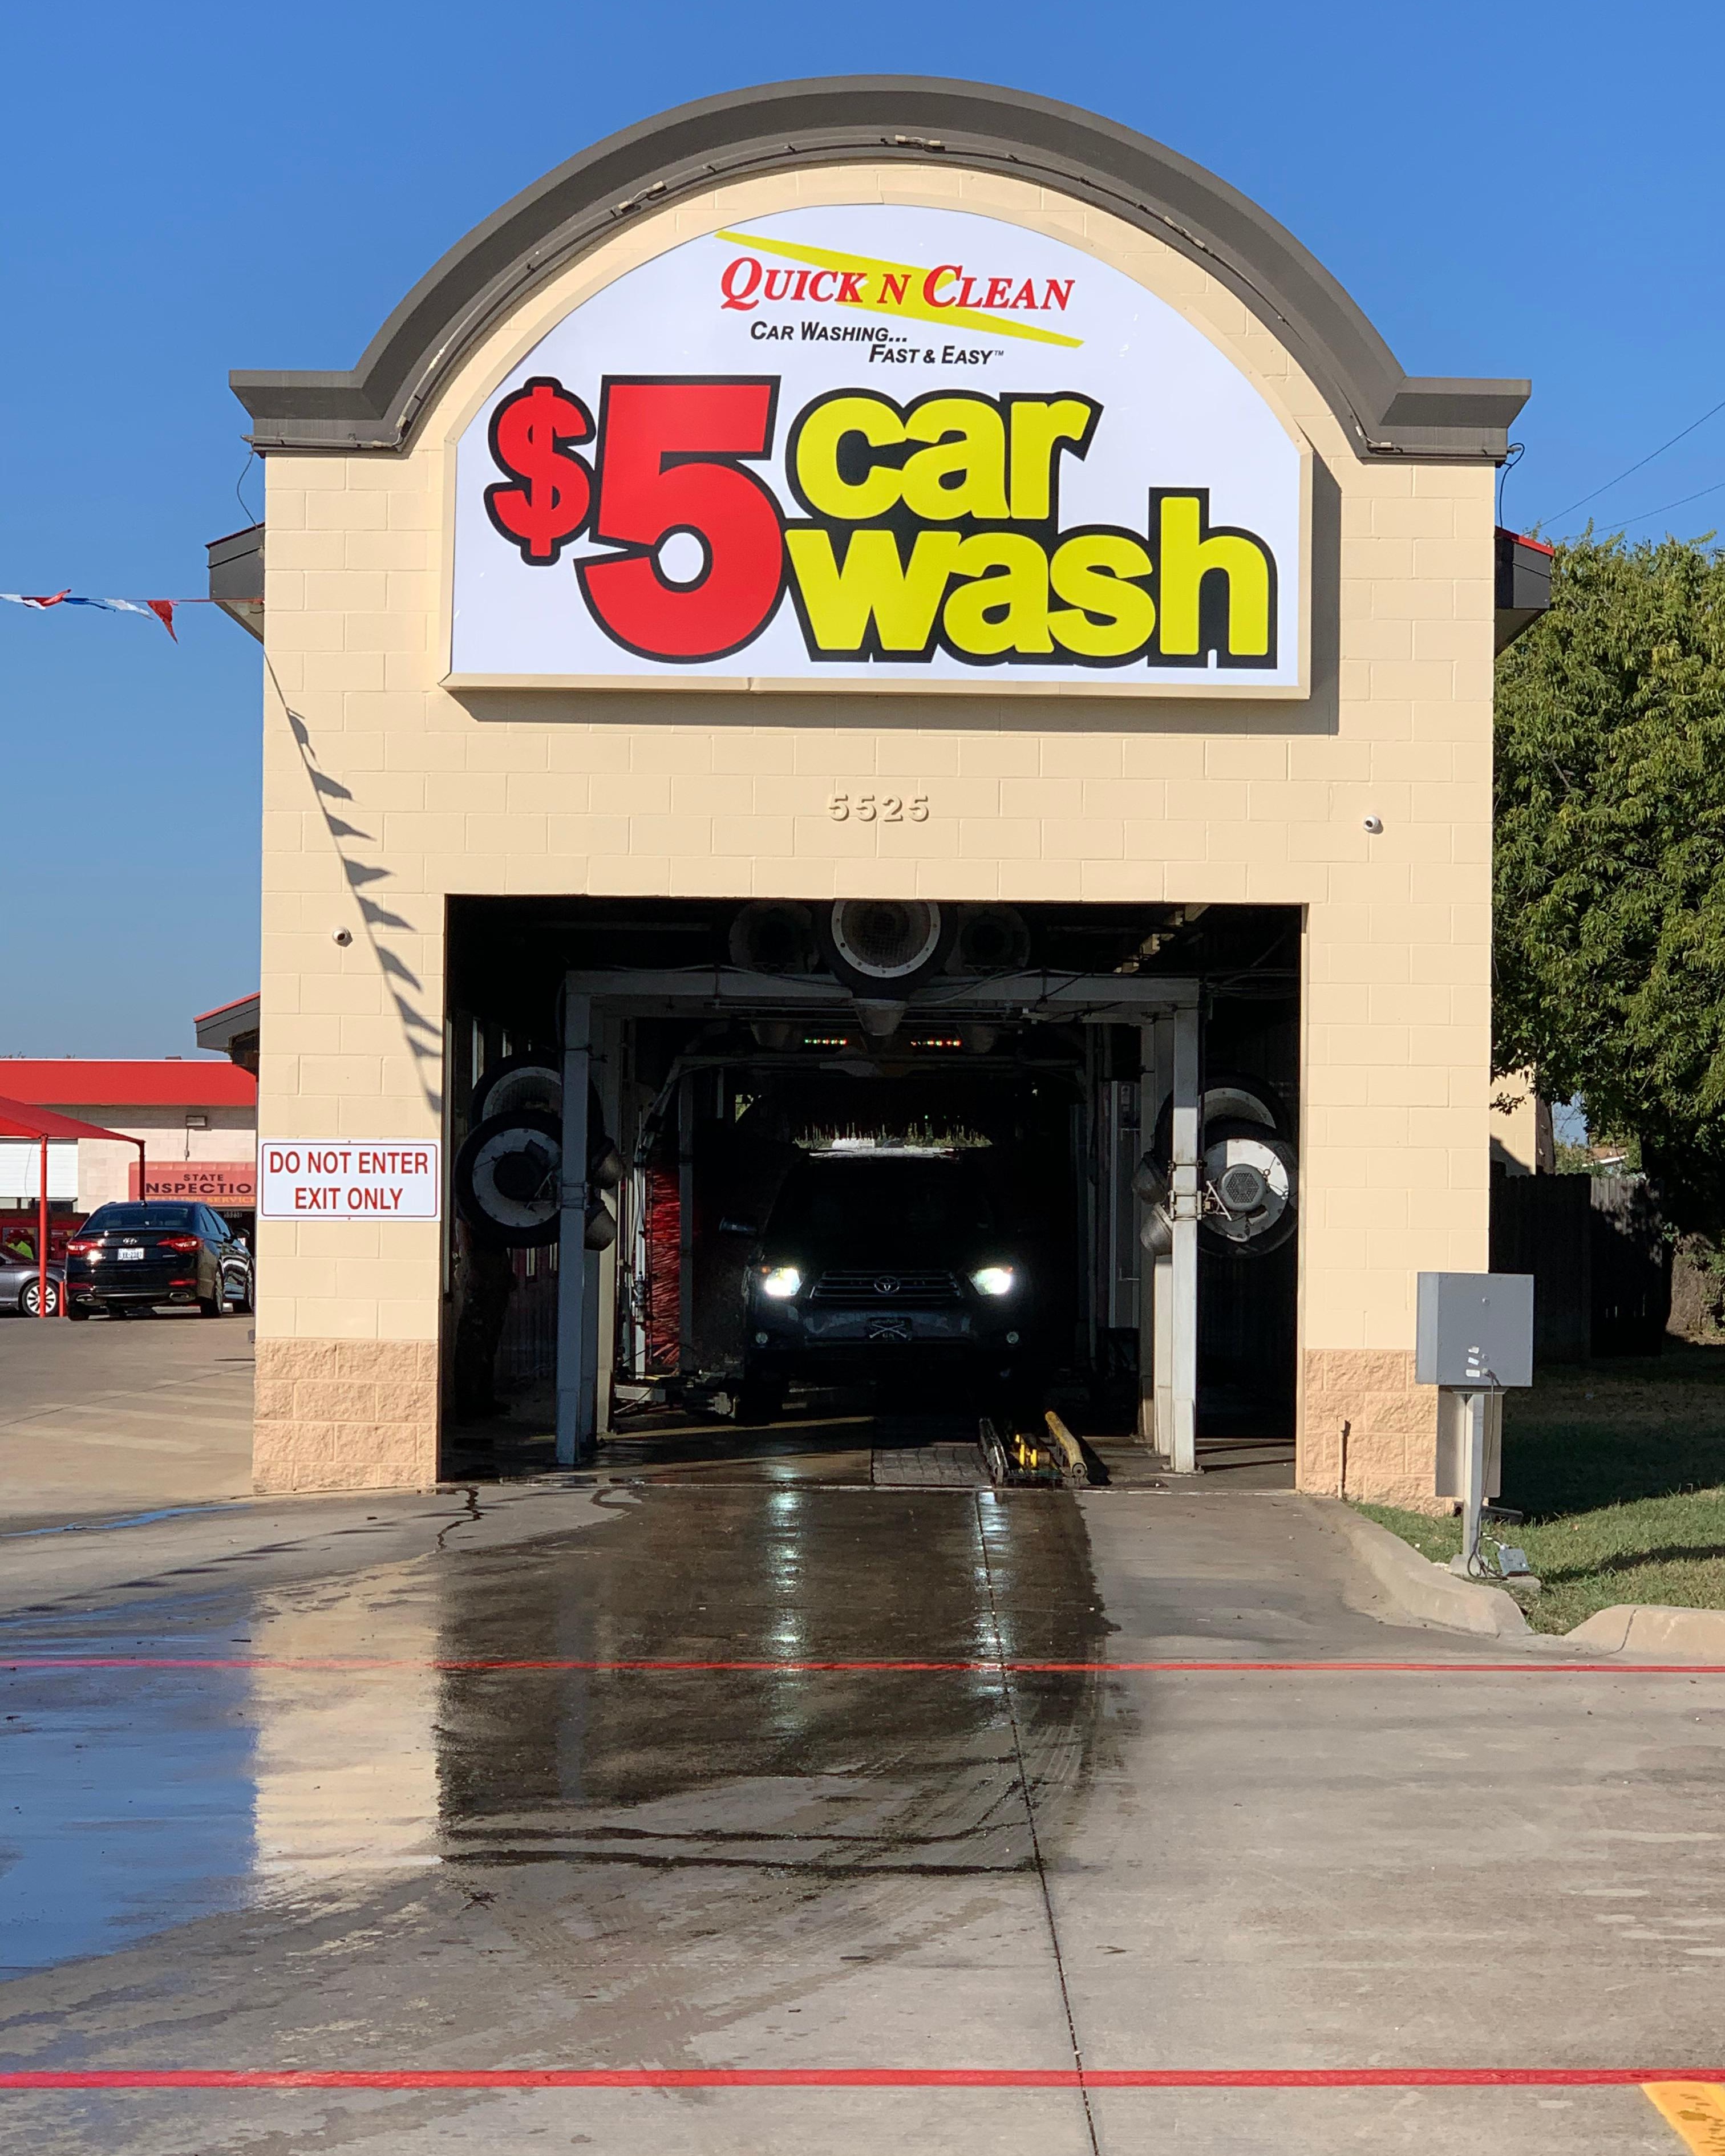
xmin=118 ymin=1247 xmax=145 ymax=1262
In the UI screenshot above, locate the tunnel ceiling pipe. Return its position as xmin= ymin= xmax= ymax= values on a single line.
xmin=817 ymin=899 xmax=955 ymax=996
xmin=555 ymin=966 xmax=1202 ymax=1023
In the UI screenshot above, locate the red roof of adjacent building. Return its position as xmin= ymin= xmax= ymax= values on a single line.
xmin=0 ymin=1060 xmax=257 ymax=1108
xmin=0 ymin=1093 xmax=137 ymax=1144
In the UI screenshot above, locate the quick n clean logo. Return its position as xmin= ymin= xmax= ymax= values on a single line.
xmin=481 ymin=372 xmax=1278 ymax=672
xmin=715 ymin=229 xmax=1084 ymax=348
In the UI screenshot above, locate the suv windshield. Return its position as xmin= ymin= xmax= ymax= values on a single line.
xmin=769 ymin=1157 xmax=996 ymax=1240
xmin=81 ymin=1204 xmax=200 ymax=1233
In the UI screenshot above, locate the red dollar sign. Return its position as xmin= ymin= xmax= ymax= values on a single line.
xmin=484 ymin=376 xmax=595 ymax=564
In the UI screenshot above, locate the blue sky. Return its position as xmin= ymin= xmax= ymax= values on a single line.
xmin=3 ymin=0 xmax=1721 ymax=1053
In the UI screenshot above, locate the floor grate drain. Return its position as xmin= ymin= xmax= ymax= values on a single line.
xmin=869 ymin=1443 xmax=992 ymax=1489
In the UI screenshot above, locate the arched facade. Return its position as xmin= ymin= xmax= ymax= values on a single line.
xmin=236 ymin=79 xmax=1526 ymax=1504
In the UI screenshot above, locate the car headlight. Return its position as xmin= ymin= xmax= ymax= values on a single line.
xmin=760 ymin=1266 xmax=802 ymax=1300
xmin=969 ymin=1265 xmax=1016 ymax=1298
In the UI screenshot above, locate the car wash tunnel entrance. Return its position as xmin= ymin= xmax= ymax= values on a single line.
xmin=445 ymin=894 xmax=1299 ymax=1485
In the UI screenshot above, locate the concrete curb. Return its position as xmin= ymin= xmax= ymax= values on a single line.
xmin=1317 ymin=1498 xmax=1531 ymax=1638
xmin=1564 ymin=1603 xmax=1725 ymax=1657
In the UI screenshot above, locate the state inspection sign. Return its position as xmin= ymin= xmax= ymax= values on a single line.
xmin=259 ymin=1142 xmax=441 ymax=1221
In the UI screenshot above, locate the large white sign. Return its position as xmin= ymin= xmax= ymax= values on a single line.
xmin=451 ymin=205 xmax=1305 ymax=690
xmin=259 ymin=1141 xmax=440 ymax=1221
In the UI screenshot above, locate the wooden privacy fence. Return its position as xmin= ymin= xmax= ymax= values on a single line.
xmin=1489 ymin=1173 xmax=1670 ymax=1362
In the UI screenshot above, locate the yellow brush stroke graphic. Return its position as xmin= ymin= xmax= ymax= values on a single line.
xmin=716 ymin=230 xmax=1083 ymax=348
xmin=1646 ymin=2083 xmax=1725 ymax=2152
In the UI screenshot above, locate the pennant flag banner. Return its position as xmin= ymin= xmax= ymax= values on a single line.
xmin=0 ymin=591 xmax=232 ymax=642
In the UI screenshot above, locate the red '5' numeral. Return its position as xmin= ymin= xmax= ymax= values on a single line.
xmin=578 ymin=378 xmax=785 ymax=662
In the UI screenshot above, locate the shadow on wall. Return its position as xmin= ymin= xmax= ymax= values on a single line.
xmin=268 ymin=658 xmax=443 ymax=1116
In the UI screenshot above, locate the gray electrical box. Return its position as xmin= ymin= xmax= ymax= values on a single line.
xmin=1415 ymin=1272 xmax=1534 ymax=1391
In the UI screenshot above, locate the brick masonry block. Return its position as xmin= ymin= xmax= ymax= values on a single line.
xmin=249 ymin=1339 xmax=442 ymax=1494
xmin=1298 ymin=1348 xmax=1442 ymax=1509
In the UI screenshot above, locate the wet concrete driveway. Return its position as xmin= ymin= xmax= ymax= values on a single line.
xmin=2 ymin=1481 xmax=1722 ymax=2153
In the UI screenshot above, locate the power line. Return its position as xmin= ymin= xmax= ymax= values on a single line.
xmin=1541 ymin=390 xmax=1725 ymax=526
xmin=1607 ymin=473 xmax=1725 ymax=532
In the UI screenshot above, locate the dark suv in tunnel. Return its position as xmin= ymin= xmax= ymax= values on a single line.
xmin=738 ymin=1148 xmax=1038 ymax=1421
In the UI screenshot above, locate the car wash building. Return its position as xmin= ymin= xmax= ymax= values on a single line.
xmin=214 ymin=78 xmax=1539 ymax=1503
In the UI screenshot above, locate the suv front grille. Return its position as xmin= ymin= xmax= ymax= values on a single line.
xmin=808 ymin=1269 xmax=961 ymax=1310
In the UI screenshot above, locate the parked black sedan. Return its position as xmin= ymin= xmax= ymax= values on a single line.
xmin=64 ymin=1203 xmax=252 ymax=1320
xmin=0 ymin=1249 xmax=66 ymax=1316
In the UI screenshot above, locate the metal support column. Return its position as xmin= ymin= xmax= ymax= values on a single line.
xmin=677 ymin=1070 xmax=697 ymax=1376
xmin=1137 ymin=1019 xmax=1168 ymax=1446
xmin=1168 ymin=1000 xmax=1201 ymax=1473
xmin=555 ymin=987 xmax=593 ymax=1468
xmin=591 ymin=1008 xmax=620 ymax=1437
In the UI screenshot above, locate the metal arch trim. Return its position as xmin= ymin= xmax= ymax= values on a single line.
xmin=228 ymin=77 xmax=1528 ymax=465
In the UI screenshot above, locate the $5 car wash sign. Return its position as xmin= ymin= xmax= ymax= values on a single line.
xmin=450 ymin=206 xmax=1306 ymax=691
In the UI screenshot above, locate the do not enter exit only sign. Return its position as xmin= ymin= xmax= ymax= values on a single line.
xmin=259 ymin=1142 xmax=441 ymax=1221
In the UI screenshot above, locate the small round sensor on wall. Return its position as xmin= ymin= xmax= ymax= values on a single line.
xmin=1362 ymin=814 xmax=1384 ymax=835
xmin=332 ymin=925 xmax=354 ymax=947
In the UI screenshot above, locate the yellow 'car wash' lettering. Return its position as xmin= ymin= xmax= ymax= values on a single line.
xmin=900 ymin=398 xmax=1009 ymax=522
xmin=1007 ymin=398 xmax=1098 ymax=521
xmin=942 ymin=534 xmax=1054 ymax=656
xmin=1155 ymin=492 xmax=1273 ymax=660
xmin=793 ymin=390 xmax=1096 ymax=533
xmin=791 ymin=393 xmax=906 ymax=520
xmin=786 ymin=528 xmax=962 ymax=654
xmin=776 ymin=387 xmax=1277 ymax=671
xmin=1049 ymin=532 xmax=1156 ymax=658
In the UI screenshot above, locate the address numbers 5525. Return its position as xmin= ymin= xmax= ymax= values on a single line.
xmin=827 ymin=792 xmax=930 ymax=823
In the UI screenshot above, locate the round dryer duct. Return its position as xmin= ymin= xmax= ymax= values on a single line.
xmin=729 ymin=900 xmax=817 ymax=974
xmin=946 ymin=905 xmax=1030 ymax=974
xmin=1142 ymin=1073 xmax=1297 ymax=1258
xmin=455 ymin=1109 xmax=617 ymax=1249
xmin=817 ymin=899 xmax=953 ymax=995
xmin=1201 ymin=1119 xmax=1297 ymax=1254
xmin=472 ymin=1053 xmax=561 ymax=1122
xmin=456 ymin=1109 xmax=563 ymax=1247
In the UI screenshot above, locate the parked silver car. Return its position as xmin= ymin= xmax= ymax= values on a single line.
xmin=0 ymin=1250 xmax=66 ymax=1317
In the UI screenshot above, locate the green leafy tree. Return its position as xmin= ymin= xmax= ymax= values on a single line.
xmin=1494 ymin=532 xmax=1725 ymax=1225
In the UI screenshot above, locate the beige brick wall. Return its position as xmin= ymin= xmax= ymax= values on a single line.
xmin=256 ymin=162 xmax=1493 ymax=1499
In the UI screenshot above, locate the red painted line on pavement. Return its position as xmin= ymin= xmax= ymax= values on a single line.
xmin=3 ymin=1657 xmax=1720 ymax=1675
xmin=3 ymin=2068 xmax=1723 ymax=2091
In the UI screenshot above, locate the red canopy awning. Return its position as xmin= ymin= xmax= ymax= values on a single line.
xmin=0 ymin=1092 xmax=135 ymax=1145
